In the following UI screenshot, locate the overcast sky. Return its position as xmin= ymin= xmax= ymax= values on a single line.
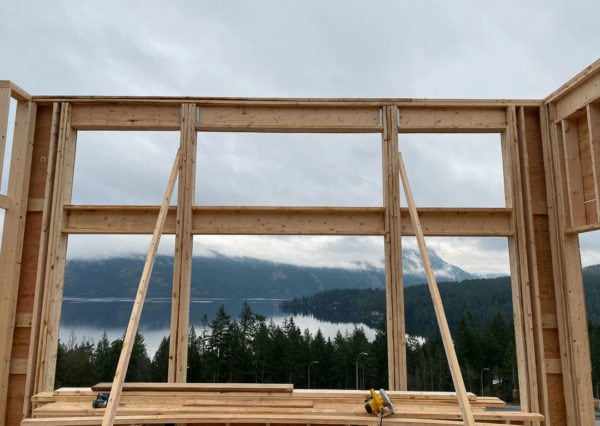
xmin=1 ymin=0 xmax=599 ymax=274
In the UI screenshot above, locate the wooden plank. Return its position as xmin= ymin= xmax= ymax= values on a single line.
xmin=587 ymin=103 xmax=600 ymax=222
xmin=561 ymin=235 xmax=594 ymax=425
xmin=541 ymin=313 xmax=558 ymax=329
xmin=576 ymin=116 xmax=597 ymax=224
xmin=397 ymin=151 xmax=474 ymax=426
xmin=26 ymin=198 xmax=44 ymax=212
xmin=550 ymin=65 xmax=600 ymax=120
xmin=32 ymin=408 xmax=532 ymax=421
xmin=22 ymin=414 xmax=532 ymax=426
xmin=0 ymin=100 xmax=36 ymax=425
xmin=544 ymin=359 xmax=562 ymax=375
xmin=102 ymin=149 xmax=180 ymax=426
xmin=92 ymin=383 xmax=293 ymax=393
xmin=542 ymin=105 xmax=576 ymax=424
xmin=197 ymin=105 xmax=381 ymax=133
xmin=63 ymin=205 xmax=513 ymax=236
xmin=544 ymin=103 xmax=594 ymax=424
xmin=514 ymin=106 xmax=549 ymax=420
xmin=169 ymin=104 xmax=197 ymax=383
xmin=399 ymin=208 xmax=512 ymax=236
xmin=0 ymin=87 xmax=10 ymax=190
xmin=70 ymin=103 xmax=180 ymax=130
xmin=0 ymin=81 xmax=31 ymax=102
xmin=10 ymin=359 xmax=28 ymax=375
xmin=398 ymin=107 xmax=506 ymax=133
xmin=0 ymin=194 xmax=9 ymax=209
xmin=23 ymin=103 xmax=60 ymax=418
xmin=33 ymin=94 xmax=543 ymax=108
xmin=14 ymin=312 xmax=32 ymax=328
xmin=34 ymin=103 xmax=76 ymax=393
xmin=383 ymin=106 xmax=405 ymax=390
xmin=561 ymin=118 xmax=586 ymax=227
xmin=7 ymin=375 xmax=26 ymax=426
xmin=545 ymin=58 xmax=600 ymax=104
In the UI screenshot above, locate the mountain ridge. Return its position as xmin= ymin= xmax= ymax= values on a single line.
xmin=64 ymin=249 xmax=476 ymax=299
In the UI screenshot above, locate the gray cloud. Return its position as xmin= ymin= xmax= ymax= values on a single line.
xmin=1 ymin=0 xmax=599 ymax=273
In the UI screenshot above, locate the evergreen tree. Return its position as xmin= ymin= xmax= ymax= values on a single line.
xmin=94 ymin=331 xmax=115 ymax=382
xmin=331 ymin=331 xmax=350 ymax=389
xmin=151 ymin=336 xmax=170 ymax=382
xmin=370 ymin=328 xmax=389 ymax=389
xmin=207 ymin=304 xmax=232 ymax=382
xmin=188 ymin=327 xmax=203 ymax=382
xmin=55 ymin=334 xmax=97 ymax=387
xmin=454 ymin=311 xmax=483 ymax=393
xmin=109 ymin=333 xmax=151 ymax=382
xmin=251 ymin=321 xmax=272 ymax=383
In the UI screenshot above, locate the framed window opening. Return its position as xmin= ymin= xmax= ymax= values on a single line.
xmin=71 ymin=131 xmax=180 ymax=205
xmin=195 ymin=132 xmax=383 ymax=207
xmin=398 ymin=133 xmax=505 ymax=208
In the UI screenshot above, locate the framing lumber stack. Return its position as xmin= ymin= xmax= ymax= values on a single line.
xmin=24 ymin=383 xmax=543 ymax=425
xmin=1 ymin=58 xmax=600 ymax=425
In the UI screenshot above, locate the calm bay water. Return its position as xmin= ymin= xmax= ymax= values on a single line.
xmin=60 ymin=297 xmax=377 ymax=356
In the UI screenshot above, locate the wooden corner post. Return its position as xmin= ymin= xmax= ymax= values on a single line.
xmin=33 ymin=103 xmax=76 ymax=394
xmin=0 ymin=97 xmax=37 ymax=425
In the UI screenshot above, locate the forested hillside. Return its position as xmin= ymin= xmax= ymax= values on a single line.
xmin=56 ymin=303 xmax=518 ymax=401
xmin=281 ymin=265 xmax=600 ymax=337
xmin=63 ymin=250 xmax=475 ymax=299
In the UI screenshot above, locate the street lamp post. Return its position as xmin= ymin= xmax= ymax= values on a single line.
xmin=355 ymin=352 xmax=368 ymax=390
xmin=480 ymin=367 xmax=490 ymax=396
xmin=307 ymin=361 xmax=319 ymax=389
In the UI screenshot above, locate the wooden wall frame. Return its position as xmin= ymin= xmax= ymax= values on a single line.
xmin=1 ymin=59 xmax=600 ymax=425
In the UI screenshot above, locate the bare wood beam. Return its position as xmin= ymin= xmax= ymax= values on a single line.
xmin=398 ymin=107 xmax=507 ymax=133
xmin=561 ymin=119 xmax=587 ymax=228
xmin=33 ymin=95 xmax=543 ymax=108
xmin=587 ymin=103 xmax=600 ymax=223
xmin=0 ymin=81 xmax=32 ymax=102
xmin=546 ymin=59 xmax=600 ymax=120
xmin=197 ymin=105 xmax=382 ymax=133
xmin=62 ymin=206 xmax=512 ymax=236
xmin=0 ymin=87 xmax=10 ymax=190
xmin=0 ymin=194 xmax=9 ymax=209
xmin=70 ymin=104 xmax=180 ymax=130
xmin=383 ymin=106 xmax=405 ymax=390
xmin=398 ymin=151 xmax=474 ymax=426
xmin=70 ymin=103 xmax=383 ymax=133
xmin=34 ymin=103 xmax=76 ymax=393
xmin=0 ymin=100 xmax=36 ymax=425
xmin=23 ymin=103 xmax=61 ymax=419
xmin=504 ymin=106 xmax=542 ymax=415
xmin=102 ymin=149 xmax=180 ymax=426
xmin=168 ymin=104 xmax=196 ymax=383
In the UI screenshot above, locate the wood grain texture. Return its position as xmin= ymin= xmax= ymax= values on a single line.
xmin=398 ymin=151 xmax=474 ymax=426
xmin=0 ymin=100 xmax=36 ymax=426
xmin=101 ymin=149 xmax=180 ymax=426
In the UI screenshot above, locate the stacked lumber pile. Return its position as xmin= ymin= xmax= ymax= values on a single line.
xmin=23 ymin=383 xmax=543 ymax=425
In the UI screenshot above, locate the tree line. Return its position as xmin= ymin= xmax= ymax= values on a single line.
xmin=57 ymin=302 xmax=521 ymax=402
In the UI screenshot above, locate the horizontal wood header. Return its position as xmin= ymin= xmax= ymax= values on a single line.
xmin=63 ymin=205 xmax=512 ymax=236
xmin=68 ymin=102 xmax=516 ymax=133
